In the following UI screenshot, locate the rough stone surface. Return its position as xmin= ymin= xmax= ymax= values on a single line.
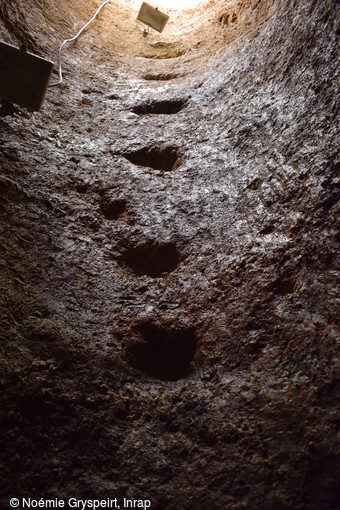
xmin=0 ymin=0 xmax=339 ymax=509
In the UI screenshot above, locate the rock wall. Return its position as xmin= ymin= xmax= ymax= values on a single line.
xmin=0 ymin=0 xmax=339 ymax=509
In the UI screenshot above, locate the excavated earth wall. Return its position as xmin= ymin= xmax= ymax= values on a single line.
xmin=0 ymin=0 xmax=339 ymax=509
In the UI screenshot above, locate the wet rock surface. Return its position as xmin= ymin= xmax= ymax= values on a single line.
xmin=0 ymin=0 xmax=339 ymax=509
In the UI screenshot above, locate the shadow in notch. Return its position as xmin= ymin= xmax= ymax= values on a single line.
xmin=132 ymin=99 xmax=187 ymax=115
xmin=123 ymin=145 xmax=182 ymax=172
xmin=127 ymin=323 xmax=198 ymax=381
xmin=119 ymin=241 xmax=179 ymax=278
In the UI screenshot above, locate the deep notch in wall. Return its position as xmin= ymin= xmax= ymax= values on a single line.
xmin=123 ymin=145 xmax=182 ymax=172
xmin=119 ymin=241 xmax=179 ymax=278
xmin=142 ymin=73 xmax=180 ymax=81
xmin=100 ymin=195 xmax=127 ymax=220
xmin=126 ymin=323 xmax=198 ymax=381
xmin=132 ymin=99 xmax=187 ymax=115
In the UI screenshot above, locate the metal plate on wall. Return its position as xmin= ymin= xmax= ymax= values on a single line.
xmin=0 ymin=41 xmax=53 ymax=111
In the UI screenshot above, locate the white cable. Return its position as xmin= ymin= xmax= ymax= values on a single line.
xmin=49 ymin=0 xmax=111 ymax=87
